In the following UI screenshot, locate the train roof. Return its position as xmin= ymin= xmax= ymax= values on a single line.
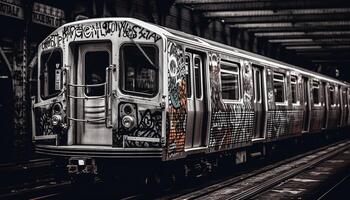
xmin=42 ymin=17 xmax=348 ymax=86
xmin=161 ymin=26 xmax=348 ymax=86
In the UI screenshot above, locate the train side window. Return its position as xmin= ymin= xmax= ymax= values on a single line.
xmin=194 ymin=56 xmax=202 ymax=99
xmin=120 ymin=44 xmax=158 ymax=97
xmin=291 ymin=76 xmax=298 ymax=104
xmin=338 ymin=86 xmax=342 ymax=106
xmin=185 ymin=55 xmax=192 ymax=98
xmin=220 ymin=62 xmax=240 ymax=101
xmin=312 ymin=81 xmax=320 ymax=105
xmin=254 ymin=69 xmax=262 ymax=102
xmin=329 ymin=86 xmax=335 ymax=105
xmin=273 ymin=73 xmax=286 ymax=104
xmin=40 ymin=49 xmax=62 ymax=99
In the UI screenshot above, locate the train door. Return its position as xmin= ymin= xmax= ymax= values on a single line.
xmin=302 ymin=77 xmax=310 ymax=132
xmin=185 ymin=53 xmax=206 ymax=148
xmin=321 ymin=82 xmax=328 ymax=129
xmin=348 ymin=89 xmax=350 ymax=125
xmin=75 ymin=43 xmax=112 ymax=145
xmin=252 ymin=65 xmax=265 ymax=140
xmin=341 ymin=87 xmax=348 ymax=126
xmin=338 ymin=85 xmax=342 ymax=127
xmin=185 ymin=53 xmax=194 ymax=149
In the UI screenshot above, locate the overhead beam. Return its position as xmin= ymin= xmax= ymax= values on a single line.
xmin=222 ymin=14 xmax=350 ymax=23
xmin=175 ymin=0 xmax=259 ymax=4
xmin=279 ymin=41 xmax=350 ymax=46
xmin=269 ymin=38 xmax=350 ymax=44
xmin=229 ymin=21 xmax=350 ymax=28
xmin=311 ymin=59 xmax=350 ymax=63
xmin=204 ymin=8 xmax=350 ymax=17
xmin=189 ymin=0 xmax=350 ymax=11
xmin=296 ymin=52 xmax=350 ymax=56
xmin=245 ymin=25 xmax=350 ymax=33
xmin=255 ymin=31 xmax=350 ymax=38
xmin=286 ymin=45 xmax=350 ymax=50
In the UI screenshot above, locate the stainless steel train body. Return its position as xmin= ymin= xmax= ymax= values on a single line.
xmin=32 ymin=18 xmax=350 ymax=168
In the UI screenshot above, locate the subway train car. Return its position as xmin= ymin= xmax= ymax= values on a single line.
xmin=32 ymin=18 xmax=350 ymax=177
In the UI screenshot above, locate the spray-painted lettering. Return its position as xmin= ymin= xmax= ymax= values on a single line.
xmin=41 ymin=20 xmax=162 ymax=50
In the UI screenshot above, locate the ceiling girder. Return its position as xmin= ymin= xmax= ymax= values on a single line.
xmin=185 ymin=0 xmax=350 ymax=11
xmin=175 ymin=0 xmax=261 ymax=4
xmin=245 ymin=26 xmax=350 ymax=33
xmin=229 ymin=21 xmax=350 ymax=28
xmin=254 ymin=31 xmax=350 ymax=39
xmin=204 ymin=8 xmax=350 ymax=18
xmin=221 ymin=14 xmax=350 ymax=23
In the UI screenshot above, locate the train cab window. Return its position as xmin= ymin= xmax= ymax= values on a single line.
xmin=220 ymin=62 xmax=240 ymax=101
xmin=40 ymin=49 xmax=62 ymax=99
xmin=329 ymin=86 xmax=335 ymax=105
xmin=120 ymin=44 xmax=158 ymax=96
xmin=84 ymin=51 xmax=109 ymax=96
xmin=273 ymin=73 xmax=286 ymax=103
xmin=185 ymin=55 xmax=192 ymax=98
xmin=291 ymin=76 xmax=298 ymax=104
xmin=312 ymin=81 xmax=320 ymax=105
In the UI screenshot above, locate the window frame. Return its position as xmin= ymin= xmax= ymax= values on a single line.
xmin=83 ymin=50 xmax=111 ymax=97
xmin=253 ymin=67 xmax=262 ymax=103
xmin=185 ymin=53 xmax=192 ymax=99
xmin=119 ymin=43 xmax=159 ymax=98
xmin=312 ymin=80 xmax=321 ymax=107
xmin=290 ymin=75 xmax=299 ymax=105
xmin=273 ymin=72 xmax=287 ymax=106
xmin=39 ymin=48 xmax=63 ymax=100
xmin=329 ymin=85 xmax=336 ymax=107
xmin=193 ymin=55 xmax=203 ymax=100
xmin=220 ymin=61 xmax=241 ymax=103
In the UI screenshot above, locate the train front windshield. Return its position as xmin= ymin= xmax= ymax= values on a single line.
xmin=120 ymin=43 xmax=159 ymax=97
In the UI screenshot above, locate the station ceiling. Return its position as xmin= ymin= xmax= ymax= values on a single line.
xmin=175 ymin=0 xmax=350 ymax=70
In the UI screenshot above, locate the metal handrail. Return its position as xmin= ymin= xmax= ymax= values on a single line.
xmin=67 ymin=116 xmax=107 ymax=123
xmin=64 ymin=65 xmax=114 ymax=127
xmin=67 ymin=94 xmax=107 ymax=100
xmin=68 ymin=82 xmax=107 ymax=88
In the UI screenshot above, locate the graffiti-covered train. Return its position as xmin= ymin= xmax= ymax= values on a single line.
xmin=32 ymin=18 xmax=350 ymax=177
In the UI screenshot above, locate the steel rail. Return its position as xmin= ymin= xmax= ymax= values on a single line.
xmin=228 ymin=141 xmax=350 ymax=200
xmin=171 ymin=139 xmax=349 ymax=200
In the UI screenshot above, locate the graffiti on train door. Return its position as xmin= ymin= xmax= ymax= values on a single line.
xmin=166 ymin=41 xmax=188 ymax=159
xmin=209 ymin=55 xmax=254 ymax=151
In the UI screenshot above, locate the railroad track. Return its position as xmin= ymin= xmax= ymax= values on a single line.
xmin=168 ymin=139 xmax=350 ymax=200
xmin=2 ymin=139 xmax=349 ymax=200
xmin=0 ymin=158 xmax=53 ymax=174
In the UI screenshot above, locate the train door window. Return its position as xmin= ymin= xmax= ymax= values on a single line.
xmin=273 ymin=73 xmax=286 ymax=104
xmin=291 ymin=76 xmax=298 ymax=104
xmin=194 ymin=56 xmax=203 ymax=99
xmin=120 ymin=44 xmax=158 ymax=97
xmin=312 ymin=81 xmax=320 ymax=105
xmin=254 ymin=69 xmax=262 ymax=102
xmin=84 ymin=51 xmax=109 ymax=96
xmin=185 ymin=54 xmax=192 ymax=98
xmin=40 ymin=49 xmax=62 ymax=99
xmin=329 ymin=86 xmax=335 ymax=106
xmin=220 ymin=62 xmax=240 ymax=101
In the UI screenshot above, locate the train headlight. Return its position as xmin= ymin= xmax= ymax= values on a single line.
xmin=51 ymin=114 xmax=62 ymax=126
xmin=122 ymin=115 xmax=135 ymax=129
xmin=52 ymin=103 xmax=62 ymax=114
